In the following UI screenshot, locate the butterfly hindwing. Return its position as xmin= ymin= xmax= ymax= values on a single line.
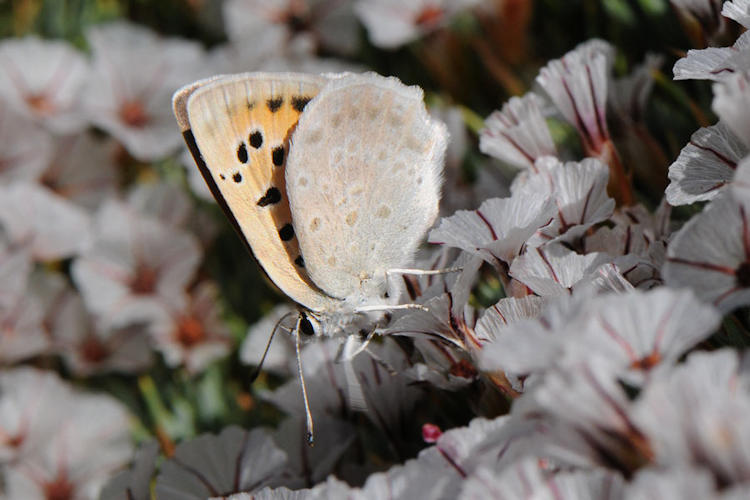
xmin=174 ymin=73 xmax=337 ymax=312
xmin=285 ymin=73 xmax=447 ymax=305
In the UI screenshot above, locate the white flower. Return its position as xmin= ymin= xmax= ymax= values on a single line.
xmin=266 ymin=337 xmax=425 ymax=446
xmin=512 ymin=357 xmax=651 ymax=471
xmin=38 ymin=133 xmax=119 ymax=211
xmin=625 ymin=466 xmax=720 ymax=500
xmin=83 ymin=21 xmax=207 ymax=161
xmin=663 ymin=194 xmax=750 ymax=312
xmin=355 ymin=0 xmax=481 ymax=49
xmin=536 ymin=39 xmax=614 ymax=155
xmin=460 ymin=459 xmax=624 ymax=500
xmin=666 ymin=122 xmax=748 ymax=205
xmin=0 ymin=247 xmax=47 ymax=364
xmin=127 ymin=181 xmax=218 ymax=245
xmin=382 ymin=253 xmax=483 ymax=351
xmin=509 ymin=243 xmax=612 ymax=297
xmin=428 ymin=184 xmax=555 ymax=267
xmin=149 ymin=281 xmax=233 ymax=374
xmin=0 ymin=105 xmax=52 ymax=184
xmin=479 ymin=293 xmax=591 ymax=376
xmin=479 ymin=93 xmax=557 ymax=170
xmin=523 ymin=157 xmax=615 ymax=246
xmin=264 ymin=338 xmax=352 ymax=421
xmin=632 ymin=349 xmax=750 ymax=483
xmin=713 ymin=70 xmax=750 ymax=148
xmin=0 ymin=36 xmax=89 ymax=133
xmin=417 ymin=416 xmax=510 ymax=482
xmin=723 ymin=0 xmax=750 ymax=28
xmin=673 ymin=32 xmax=750 ymax=81
xmin=0 ymin=367 xmax=62 ymax=463
xmin=240 ymin=303 xmax=297 ymax=377
xmin=223 ymin=476 xmax=352 ymax=500
xmin=585 ymin=202 xmax=670 ymax=259
xmin=154 ymin=426 xmax=287 ymax=499
xmin=37 ymin=272 xmax=153 ymax=376
xmin=570 ymin=288 xmax=720 ymax=384
xmin=127 ymin=181 xmax=193 ymax=228
xmin=473 ymin=295 xmax=545 ymax=345
xmin=273 ymin=416 xmax=356 ymax=489
xmin=733 ymin=155 xmax=750 ymax=205
xmin=2 ymin=368 xmax=133 ymax=500
xmin=0 ymin=183 xmax=91 ymax=261
xmin=480 ymin=288 xmax=720 ymax=386
xmin=100 ymin=442 xmax=159 ymax=500
xmin=341 ymin=339 xmax=426 ymax=438
xmin=357 ymin=457 xmax=453 ymax=500
xmin=72 ymin=199 xmax=202 ymax=328
xmin=224 ymin=0 xmax=360 ymax=55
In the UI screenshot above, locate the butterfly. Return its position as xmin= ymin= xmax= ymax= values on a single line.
xmin=173 ymin=72 xmax=447 ymax=336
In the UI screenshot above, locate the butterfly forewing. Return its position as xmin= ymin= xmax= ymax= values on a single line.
xmin=285 ymin=74 xmax=447 ymax=305
xmin=174 ymin=73 xmax=337 ymax=312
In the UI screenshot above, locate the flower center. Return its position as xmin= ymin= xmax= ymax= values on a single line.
xmin=119 ymin=100 xmax=150 ymax=128
xmin=631 ymin=351 xmax=661 ymax=370
xmin=449 ymin=359 xmax=478 ymax=379
xmin=81 ymin=336 xmax=109 ymax=363
xmin=26 ymin=93 xmax=56 ymax=116
xmin=176 ymin=315 xmax=205 ymax=347
xmin=415 ymin=5 xmax=444 ymax=27
xmin=131 ymin=264 xmax=158 ymax=295
xmin=43 ymin=472 xmax=75 ymax=500
xmin=1 ymin=428 xmax=25 ymax=449
xmin=736 ymin=261 xmax=750 ymax=288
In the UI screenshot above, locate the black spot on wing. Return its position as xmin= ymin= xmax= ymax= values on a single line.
xmin=219 ymin=174 xmax=226 ymax=180
xmin=294 ymin=255 xmax=305 ymax=267
xmin=267 ymin=97 xmax=283 ymax=112
xmin=233 ymin=172 xmax=242 ymax=183
xmin=257 ymin=187 xmax=281 ymax=207
xmin=237 ymin=142 xmax=248 ymax=163
xmin=292 ymin=96 xmax=312 ymax=112
xmin=279 ymin=223 xmax=294 ymax=241
xmin=272 ymin=146 xmax=285 ymax=167
xmin=249 ymin=130 xmax=263 ymax=149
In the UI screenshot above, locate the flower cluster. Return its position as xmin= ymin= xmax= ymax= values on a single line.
xmin=2 ymin=0 xmax=750 ymax=499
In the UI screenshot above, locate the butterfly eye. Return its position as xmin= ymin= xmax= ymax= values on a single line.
xmin=300 ymin=314 xmax=315 ymax=336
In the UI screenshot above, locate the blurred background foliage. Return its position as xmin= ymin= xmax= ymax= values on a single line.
xmin=0 ymin=0 xmax=723 ymax=455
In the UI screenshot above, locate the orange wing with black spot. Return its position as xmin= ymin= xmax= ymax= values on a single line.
xmin=173 ymin=73 xmax=338 ymax=312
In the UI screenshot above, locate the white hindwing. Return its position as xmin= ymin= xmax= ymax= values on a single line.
xmin=285 ymin=73 xmax=447 ymax=306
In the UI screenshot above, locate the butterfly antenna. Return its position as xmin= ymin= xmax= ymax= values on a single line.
xmin=249 ymin=310 xmax=295 ymax=384
xmin=294 ymin=314 xmax=315 ymax=447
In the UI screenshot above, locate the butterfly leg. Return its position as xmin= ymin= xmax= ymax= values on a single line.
xmin=294 ymin=313 xmax=315 ymax=447
xmin=385 ymin=267 xmax=463 ymax=298
xmin=386 ymin=267 xmax=464 ymax=277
